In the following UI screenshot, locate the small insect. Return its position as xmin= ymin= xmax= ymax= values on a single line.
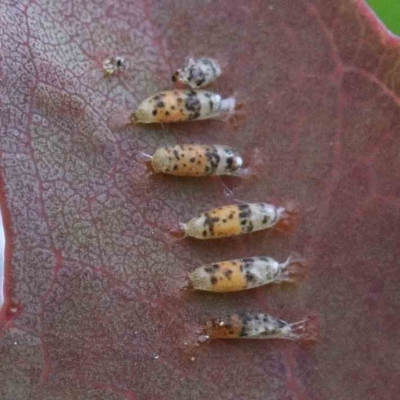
xmin=172 ymin=57 xmax=222 ymax=88
xmin=102 ymin=56 xmax=124 ymax=77
xmin=181 ymin=203 xmax=299 ymax=240
xmin=200 ymin=313 xmax=319 ymax=341
xmin=187 ymin=253 xmax=307 ymax=292
xmin=148 ymin=144 xmax=244 ymax=177
xmin=130 ymin=90 xmax=235 ymax=124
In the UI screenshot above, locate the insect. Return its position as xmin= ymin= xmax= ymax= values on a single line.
xmin=148 ymin=144 xmax=244 ymax=177
xmin=130 ymin=90 xmax=236 ymax=124
xmin=187 ymin=253 xmax=307 ymax=292
xmin=199 ymin=313 xmax=319 ymax=342
xmin=172 ymin=57 xmax=222 ymax=88
xmin=181 ymin=202 xmax=299 ymax=240
xmin=102 ymin=56 xmax=125 ymax=77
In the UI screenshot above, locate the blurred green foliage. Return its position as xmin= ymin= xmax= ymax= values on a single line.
xmin=366 ymin=0 xmax=400 ymax=36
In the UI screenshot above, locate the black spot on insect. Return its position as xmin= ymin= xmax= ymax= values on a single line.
xmin=222 ymin=219 xmax=227 ymax=223
xmin=240 ymin=329 xmax=248 ymax=337
xmin=177 ymin=97 xmax=183 ymax=103
xmin=228 ymin=211 xmax=235 ymax=219
xmin=202 ymin=230 xmax=207 ymax=237
xmin=188 ymin=111 xmax=200 ymax=120
xmin=242 ymin=258 xmax=254 ymax=263
xmin=246 ymin=222 xmax=254 ymax=232
xmin=173 ymin=165 xmax=178 ymax=170
xmin=209 ymin=100 xmax=214 ymax=110
xmin=190 ymin=157 xmax=196 ymax=163
xmin=188 ymin=147 xmax=193 ymax=151
xmin=205 ymin=166 xmax=210 ymax=173
xmin=204 ymin=267 xmax=213 ymax=273
xmin=239 ymin=205 xmax=251 ymax=219
xmin=185 ymin=94 xmax=201 ymax=112
xmin=153 ymin=95 xmax=160 ymax=101
xmin=197 ymin=161 xmax=201 ymax=165
xmin=156 ymin=101 xmax=165 ymax=108
xmin=205 ymin=148 xmax=221 ymax=173
xmin=262 ymin=216 xmax=268 ymax=224
xmin=171 ymin=106 xmax=176 ymax=110
xmin=183 ymin=163 xmax=187 ymax=167
xmin=212 ymin=264 xmax=220 ymax=270
xmin=245 ymin=272 xmax=254 ymax=281
xmin=258 ymin=204 xmax=268 ymax=211
xmin=224 ymin=269 xmax=233 ymax=279
xmin=172 ymin=73 xmax=178 ymax=82
xmin=165 ymin=111 xmax=170 ymax=116
xmin=240 ymin=220 xmax=247 ymax=226
xmin=276 ymin=319 xmax=287 ymax=328
xmin=173 ymin=149 xmax=180 ymax=160
xmin=241 ymin=314 xmax=252 ymax=325
xmin=226 ymin=157 xmax=235 ymax=171
xmin=204 ymin=214 xmax=220 ymax=234
xmin=232 ymin=261 xmax=237 ymax=265
xmin=210 ymin=276 xmax=218 ymax=285
xmin=188 ymin=67 xmax=206 ymax=87
xmin=152 ymin=109 xmax=157 ymax=116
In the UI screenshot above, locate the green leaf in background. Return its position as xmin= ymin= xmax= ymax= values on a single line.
xmin=367 ymin=0 xmax=400 ymax=35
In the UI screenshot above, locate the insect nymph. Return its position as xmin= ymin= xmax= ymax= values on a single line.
xmin=187 ymin=254 xmax=307 ymax=292
xmin=201 ymin=313 xmax=319 ymax=341
xmin=148 ymin=144 xmax=244 ymax=177
xmin=172 ymin=57 xmax=221 ymax=88
xmin=130 ymin=90 xmax=236 ymax=124
xmin=181 ymin=203 xmax=299 ymax=240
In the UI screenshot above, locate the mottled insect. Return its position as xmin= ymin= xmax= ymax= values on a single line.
xmin=172 ymin=57 xmax=222 ymax=88
xmin=130 ymin=90 xmax=236 ymax=124
xmin=148 ymin=144 xmax=244 ymax=177
xmin=181 ymin=203 xmax=299 ymax=240
xmin=187 ymin=254 xmax=307 ymax=292
xmin=102 ymin=56 xmax=124 ymax=77
xmin=200 ymin=313 xmax=319 ymax=342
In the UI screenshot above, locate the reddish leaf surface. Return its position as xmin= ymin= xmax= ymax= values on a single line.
xmin=1 ymin=0 xmax=400 ymax=399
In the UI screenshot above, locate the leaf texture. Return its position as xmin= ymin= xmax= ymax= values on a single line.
xmin=1 ymin=0 xmax=400 ymax=399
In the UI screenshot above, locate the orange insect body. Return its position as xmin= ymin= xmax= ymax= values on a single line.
xmin=150 ymin=144 xmax=243 ymax=177
xmin=188 ymin=254 xmax=307 ymax=292
xmin=182 ymin=203 xmax=299 ymax=240
xmin=203 ymin=313 xmax=319 ymax=341
xmin=130 ymin=90 xmax=235 ymax=124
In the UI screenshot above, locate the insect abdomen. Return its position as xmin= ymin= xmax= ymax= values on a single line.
xmin=151 ymin=144 xmax=243 ymax=177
